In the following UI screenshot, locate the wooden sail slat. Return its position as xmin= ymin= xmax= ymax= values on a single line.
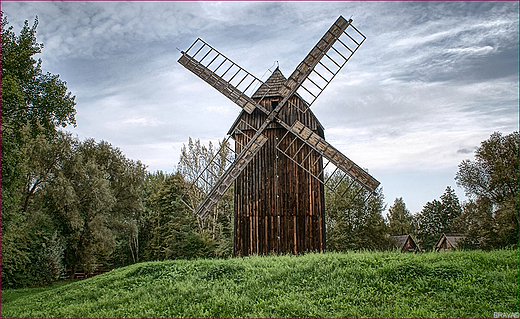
xmin=194 ymin=133 xmax=268 ymax=219
xmin=284 ymin=120 xmax=380 ymax=192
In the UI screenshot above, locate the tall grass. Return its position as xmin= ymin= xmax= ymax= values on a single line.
xmin=1 ymin=249 xmax=518 ymax=318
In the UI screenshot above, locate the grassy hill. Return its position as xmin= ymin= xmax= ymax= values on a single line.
xmin=1 ymin=249 xmax=518 ymax=318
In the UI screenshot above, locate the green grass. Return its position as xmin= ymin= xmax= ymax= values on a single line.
xmin=1 ymin=249 xmax=518 ymax=318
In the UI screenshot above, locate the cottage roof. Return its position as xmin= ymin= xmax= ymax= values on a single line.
xmin=391 ymin=235 xmax=410 ymax=249
xmin=435 ymin=233 xmax=466 ymax=251
xmin=390 ymin=234 xmax=418 ymax=252
xmin=444 ymin=233 xmax=466 ymax=247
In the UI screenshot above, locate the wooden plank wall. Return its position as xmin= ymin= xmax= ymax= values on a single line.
xmin=233 ymin=96 xmax=325 ymax=256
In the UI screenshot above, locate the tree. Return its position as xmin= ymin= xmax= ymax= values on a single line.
xmin=455 ymin=131 xmax=519 ymax=247
xmin=1 ymin=13 xmax=77 ymax=286
xmin=415 ymin=186 xmax=462 ymax=250
xmin=325 ymin=172 xmax=391 ymax=251
xmin=387 ymin=197 xmax=413 ymax=236
xmin=143 ymin=173 xmax=213 ymax=260
xmin=177 ymin=137 xmax=234 ymax=257
xmin=1 ymin=13 xmax=76 ymax=135
xmin=45 ymin=137 xmax=117 ymax=277
xmin=456 ymin=198 xmax=497 ymax=249
xmin=1 ymin=12 xmax=76 ymax=218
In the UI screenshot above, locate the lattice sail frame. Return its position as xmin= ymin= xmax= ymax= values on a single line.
xmin=275 ymin=120 xmax=378 ymax=207
xmin=178 ymin=16 xmax=379 ymax=219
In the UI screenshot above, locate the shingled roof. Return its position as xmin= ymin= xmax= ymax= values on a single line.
xmin=252 ymin=67 xmax=286 ymax=99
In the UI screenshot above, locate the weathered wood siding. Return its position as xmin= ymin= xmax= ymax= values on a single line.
xmin=233 ymin=96 xmax=326 ymax=256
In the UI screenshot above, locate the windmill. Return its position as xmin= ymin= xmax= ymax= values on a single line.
xmin=178 ymin=16 xmax=380 ymax=256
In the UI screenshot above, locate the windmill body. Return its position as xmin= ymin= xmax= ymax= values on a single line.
xmin=230 ymin=68 xmax=326 ymax=255
xmin=178 ymin=16 xmax=380 ymax=256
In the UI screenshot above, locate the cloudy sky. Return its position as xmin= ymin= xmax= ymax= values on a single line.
xmin=3 ymin=1 xmax=518 ymax=214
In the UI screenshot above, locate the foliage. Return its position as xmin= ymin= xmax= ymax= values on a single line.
xmin=177 ymin=137 xmax=234 ymax=257
xmin=325 ymin=173 xmax=392 ymax=251
xmin=141 ymin=172 xmax=214 ymax=261
xmin=387 ymin=197 xmax=413 ymax=236
xmin=0 ymin=12 xmax=76 ymax=288
xmin=414 ymin=186 xmax=462 ymax=250
xmin=2 ymin=250 xmax=518 ymax=318
xmin=456 ymin=198 xmax=498 ymax=250
xmin=1 ymin=12 xmax=76 ymax=134
xmin=455 ymin=131 xmax=519 ymax=248
xmin=1 ymin=130 xmax=146 ymax=287
xmin=1 ymin=12 xmax=76 ymax=229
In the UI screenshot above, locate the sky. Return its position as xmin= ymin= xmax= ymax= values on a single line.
xmin=2 ymin=1 xmax=519 ymax=214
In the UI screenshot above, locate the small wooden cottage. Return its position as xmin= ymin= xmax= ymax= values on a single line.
xmin=390 ymin=235 xmax=419 ymax=252
xmin=434 ymin=233 xmax=466 ymax=252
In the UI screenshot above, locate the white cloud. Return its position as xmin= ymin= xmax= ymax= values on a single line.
xmin=3 ymin=1 xmax=518 ymax=212
xmin=445 ymin=46 xmax=495 ymax=55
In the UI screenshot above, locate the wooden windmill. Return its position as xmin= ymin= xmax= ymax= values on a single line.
xmin=178 ymin=16 xmax=380 ymax=256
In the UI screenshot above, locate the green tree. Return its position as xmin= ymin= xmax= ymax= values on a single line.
xmin=1 ymin=131 xmax=73 ymax=287
xmin=1 ymin=12 xmax=76 ymax=219
xmin=455 ymin=131 xmax=519 ymax=247
xmin=41 ymin=135 xmax=145 ymax=276
xmin=1 ymin=13 xmax=75 ymax=134
xmin=415 ymin=186 xmax=462 ymax=250
xmin=85 ymin=140 xmax=146 ymax=268
xmin=177 ymin=137 xmax=234 ymax=257
xmin=387 ymin=197 xmax=413 ymax=236
xmin=1 ymin=13 xmax=76 ymax=287
xmin=456 ymin=198 xmax=497 ymax=249
xmin=325 ymin=173 xmax=391 ymax=251
xmin=143 ymin=173 xmax=213 ymax=260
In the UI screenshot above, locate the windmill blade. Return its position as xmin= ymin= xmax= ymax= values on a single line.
xmin=178 ymin=38 xmax=270 ymax=115
xmin=194 ymin=133 xmax=268 ymax=219
xmin=180 ymin=120 xmax=264 ymax=216
xmin=180 ymin=136 xmax=237 ymax=213
xmin=280 ymin=16 xmax=366 ymax=112
xmin=277 ymin=120 xmax=379 ymax=193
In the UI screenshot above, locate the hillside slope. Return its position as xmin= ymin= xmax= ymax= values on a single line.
xmin=2 ymin=249 xmax=518 ymax=318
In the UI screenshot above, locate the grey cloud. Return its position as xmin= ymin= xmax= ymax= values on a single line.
xmin=457 ymin=148 xmax=475 ymax=155
xmin=2 ymin=2 xmax=517 ymax=208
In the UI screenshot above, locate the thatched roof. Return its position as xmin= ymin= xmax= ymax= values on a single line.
xmin=390 ymin=234 xmax=418 ymax=252
xmin=435 ymin=233 xmax=466 ymax=251
xmin=391 ymin=235 xmax=410 ymax=248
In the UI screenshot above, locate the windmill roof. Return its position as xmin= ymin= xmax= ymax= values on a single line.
xmin=252 ymin=67 xmax=287 ymax=99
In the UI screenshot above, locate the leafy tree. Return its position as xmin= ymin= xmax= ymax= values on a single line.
xmin=387 ymin=197 xmax=413 ymax=236
xmin=439 ymin=186 xmax=463 ymax=231
xmin=456 ymin=198 xmax=497 ymax=249
xmin=455 ymin=131 xmax=519 ymax=247
xmin=46 ymin=137 xmax=117 ymax=277
xmin=177 ymin=137 xmax=234 ymax=257
xmin=415 ymin=199 xmax=444 ymax=250
xmin=1 ymin=12 xmax=76 ymax=220
xmin=87 ymin=140 xmax=146 ymax=268
xmin=415 ymin=186 xmax=462 ymax=250
xmin=1 ymin=13 xmax=75 ymax=134
xmin=143 ymin=173 xmax=213 ymax=260
xmin=1 ymin=13 xmax=76 ymax=286
xmin=325 ymin=173 xmax=391 ymax=251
